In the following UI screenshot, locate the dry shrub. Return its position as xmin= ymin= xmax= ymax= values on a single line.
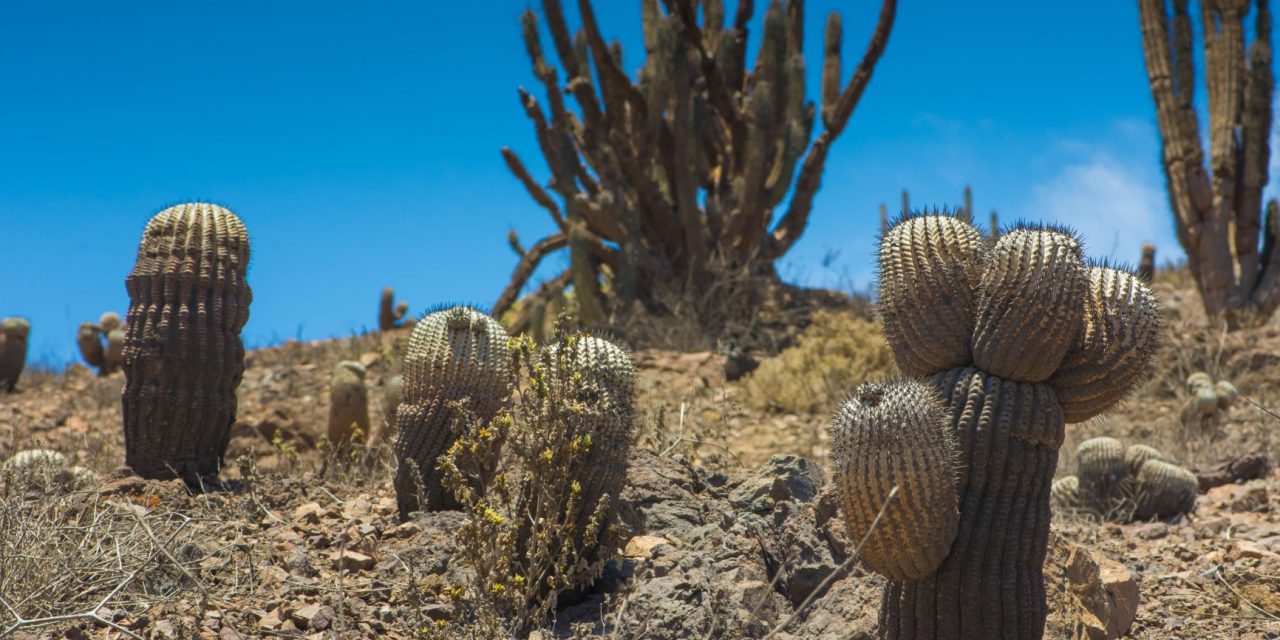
xmin=741 ymin=310 xmax=897 ymax=414
xmin=428 ymin=332 xmax=619 ymax=638
xmin=0 ymin=474 xmax=208 ymax=637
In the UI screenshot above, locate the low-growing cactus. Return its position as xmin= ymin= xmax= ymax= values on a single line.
xmin=1185 ymin=371 xmax=1239 ymax=418
xmin=1075 ymin=436 xmax=1128 ymax=516
xmin=121 ymin=203 xmax=252 ymax=482
xmin=835 ymin=212 xmax=1159 ymax=638
xmin=328 ymin=361 xmax=370 ymax=448
xmin=379 ymin=287 xmax=410 ymax=331
xmin=2 ymin=449 xmax=96 ymax=493
xmin=0 ymin=317 xmax=30 ymax=392
xmin=1131 ymin=459 xmax=1198 ymax=520
xmin=1053 ymin=439 xmax=1197 ymax=523
xmin=395 ymin=305 xmax=513 ymax=518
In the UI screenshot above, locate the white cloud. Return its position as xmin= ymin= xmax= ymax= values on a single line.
xmin=1025 ymin=153 xmax=1181 ymax=266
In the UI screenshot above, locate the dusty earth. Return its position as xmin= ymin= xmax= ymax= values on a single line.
xmin=2 ymin=275 xmax=1280 ymax=639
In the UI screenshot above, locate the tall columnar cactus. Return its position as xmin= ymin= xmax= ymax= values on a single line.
xmin=1138 ymin=243 xmax=1156 ymax=283
xmin=541 ymin=335 xmax=637 ymax=553
xmin=328 ymin=361 xmax=370 ymax=448
xmin=0 ymin=317 xmax=30 ymax=393
xmin=1138 ymin=0 xmax=1280 ymax=326
xmin=832 ymin=212 xmax=1160 ymax=639
xmin=121 ymin=203 xmax=252 ymax=481
xmin=493 ymin=0 xmax=897 ymax=332
xmin=379 ymin=287 xmax=410 ymax=331
xmin=395 ymin=306 xmax=513 ymax=518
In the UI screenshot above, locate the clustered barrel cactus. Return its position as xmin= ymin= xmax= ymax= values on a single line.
xmin=0 ymin=317 xmax=29 ymax=393
xmin=76 ymin=311 xmax=125 ymax=376
xmin=395 ymin=305 xmax=514 ymax=518
xmin=831 ymin=212 xmax=1160 ymax=638
xmin=121 ymin=203 xmax=252 ymax=482
xmin=1053 ymin=437 xmax=1197 ymax=522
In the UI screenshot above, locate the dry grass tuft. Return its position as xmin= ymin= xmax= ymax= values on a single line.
xmin=741 ymin=310 xmax=897 ymax=415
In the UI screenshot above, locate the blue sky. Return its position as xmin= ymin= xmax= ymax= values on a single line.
xmin=0 ymin=1 xmax=1242 ymax=365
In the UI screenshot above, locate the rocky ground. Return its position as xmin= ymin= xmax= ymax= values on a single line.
xmin=2 ymin=275 xmax=1280 ymax=639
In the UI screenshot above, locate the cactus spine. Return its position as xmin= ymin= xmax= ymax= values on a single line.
xmin=121 ymin=203 xmax=252 ymax=482
xmin=395 ymin=306 xmax=513 ymax=518
xmin=0 ymin=317 xmax=29 ymax=393
xmin=835 ymin=212 xmax=1159 ymax=639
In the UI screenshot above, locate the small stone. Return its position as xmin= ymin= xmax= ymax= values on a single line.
xmin=218 ymin=627 xmax=244 ymax=640
xmin=257 ymin=609 xmax=283 ymax=630
xmin=334 ymin=550 xmax=375 ymax=572
xmin=290 ymin=604 xmax=335 ymax=631
xmin=625 ymin=535 xmax=672 ymax=558
xmin=341 ymin=496 xmax=373 ymax=519
xmin=294 ymin=502 xmax=323 ymax=525
xmin=423 ymin=602 xmax=454 ymax=621
xmin=1132 ymin=522 xmax=1168 ymax=540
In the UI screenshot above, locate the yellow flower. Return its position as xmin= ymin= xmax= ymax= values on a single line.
xmin=484 ymin=507 xmax=506 ymax=525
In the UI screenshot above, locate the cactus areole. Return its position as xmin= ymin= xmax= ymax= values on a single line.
xmin=832 ymin=212 xmax=1159 ymax=639
xmin=121 ymin=203 xmax=252 ymax=482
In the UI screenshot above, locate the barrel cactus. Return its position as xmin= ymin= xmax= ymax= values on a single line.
xmin=832 ymin=212 xmax=1160 ymax=638
xmin=1053 ymin=439 xmax=1196 ymax=522
xmin=121 ymin=203 xmax=252 ymax=482
xmin=540 ymin=335 xmax=637 ymax=556
xmin=328 ymin=360 xmax=371 ymax=448
xmin=0 ymin=317 xmax=29 ymax=393
xmin=395 ymin=305 xmax=513 ymax=518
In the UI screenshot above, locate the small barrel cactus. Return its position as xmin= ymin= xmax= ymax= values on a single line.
xmin=395 ymin=305 xmax=513 ymax=518
xmin=377 ymin=374 xmax=404 ymax=446
xmin=379 ymin=287 xmax=410 ymax=331
xmin=830 ymin=380 xmax=958 ymax=581
xmin=542 ymin=335 xmax=637 ymax=554
xmin=836 ymin=212 xmax=1159 ymax=639
xmin=121 ymin=203 xmax=252 ymax=482
xmin=1131 ymin=459 xmax=1198 ymax=520
xmin=1075 ymin=436 xmax=1128 ymax=515
xmin=328 ymin=361 xmax=370 ymax=448
xmin=1184 ymin=371 xmax=1239 ymax=419
xmin=0 ymin=317 xmax=30 ymax=392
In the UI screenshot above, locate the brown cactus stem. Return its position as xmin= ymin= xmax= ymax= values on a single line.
xmin=879 ymin=367 xmax=1065 ymax=640
xmin=121 ymin=204 xmax=251 ymax=482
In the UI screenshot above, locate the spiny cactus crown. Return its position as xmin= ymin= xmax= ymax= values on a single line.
xmin=1 ymin=317 xmax=30 ymax=338
xmin=403 ymin=305 xmax=513 ymax=415
xmin=876 ymin=212 xmax=1161 ymax=421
